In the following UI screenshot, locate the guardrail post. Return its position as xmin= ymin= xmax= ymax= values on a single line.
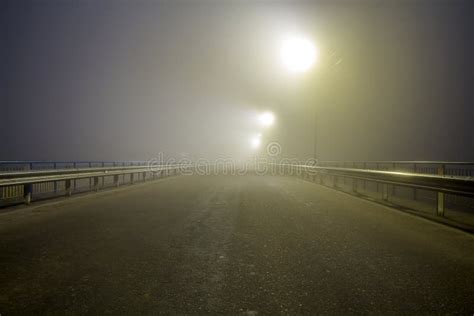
xmin=53 ymin=163 xmax=58 ymax=193
xmin=363 ymin=162 xmax=367 ymax=191
xmin=343 ymin=162 xmax=347 ymax=185
xmin=351 ymin=162 xmax=356 ymax=192
xmin=392 ymin=163 xmax=396 ymax=196
xmin=101 ymin=162 xmax=105 ymax=188
xmin=376 ymin=163 xmax=380 ymax=193
xmin=413 ymin=163 xmax=418 ymax=200
xmin=23 ymin=183 xmax=33 ymax=204
xmin=437 ymin=165 xmax=445 ymax=216
xmin=94 ymin=177 xmax=99 ymax=192
xmin=114 ymin=175 xmax=120 ymax=187
xmin=73 ymin=162 xmax=77 ymax=192
xmin=89 ymin=162 xmax=92 ymax=189
xmin=333 ymin=175 xmax=338 ymax=189
xmin=130 ymin=173 xmax=134 ymax=184
xmin=142 ymin=172 xmax=146 ymax=181
xmin=65 ymin=179 xmax=72 ymax=196
xmin=382 ymin=184 xmax=388 ymax=201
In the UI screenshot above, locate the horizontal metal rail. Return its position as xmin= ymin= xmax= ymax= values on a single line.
xmin=0 ymin=160 xmax=150 ymax=172
xmin=277 ymin=164 xmax=474 ymax=196
xmin=317 ymin=160 xmax=474 ymax=166
xmin=271 ymin=163 xmax=474 ymax=219
xmin=0 ymin=164 xmax=179 ymax=180
xmin=0 ymin=164 xmax=191 ymax=187
xmin=0 ymin=164 xmax=193 ymax=206
xmin=0 ymin=160 xmax=149 ymax=164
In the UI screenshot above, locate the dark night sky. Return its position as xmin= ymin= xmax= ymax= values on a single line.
xmin=1 ymin=0 xmax=473 ymax=162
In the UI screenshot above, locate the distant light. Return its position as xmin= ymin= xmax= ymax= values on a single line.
xmin=258 ymin=112 xmax=275 ymax=127
xmin=251 ymin=136 xmax=261 ymax=149
xmin=280 ymin=35 xmax=318 ymax=73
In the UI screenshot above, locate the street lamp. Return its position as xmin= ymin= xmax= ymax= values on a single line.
xmin=280 ymin=35 xmax=318 ymax=74
xmin=279 ymin=34 xmax=322 ymax=159
xmin=251 ymin=135 xmax=261 ymax=149
xmin=258 ymin=112 xmax=275 ymax=127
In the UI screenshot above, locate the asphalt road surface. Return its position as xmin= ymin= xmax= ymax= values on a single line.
xmin=1 ymin=175 xmax=473 ymax=314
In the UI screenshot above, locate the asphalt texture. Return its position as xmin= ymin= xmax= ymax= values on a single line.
xmin=1 ymin=175 xmax=473 ymax=314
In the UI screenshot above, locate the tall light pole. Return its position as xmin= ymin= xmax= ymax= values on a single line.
xmin=279 ymin=34 xmax=319 ymax=159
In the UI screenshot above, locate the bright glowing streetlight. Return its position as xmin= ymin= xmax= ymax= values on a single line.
xmin=251 ymin=136 xmax=261 ymax=149
xmin=258 ymin=111 xmax=275 ymax=127
xmin=280 ymin=35 xmax=318 ymax=74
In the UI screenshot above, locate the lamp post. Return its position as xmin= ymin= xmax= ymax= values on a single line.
xmin=279 ymin=34 xmax=340 ymax=160
xmin=280 ymin=34 xmax=319 ymax=159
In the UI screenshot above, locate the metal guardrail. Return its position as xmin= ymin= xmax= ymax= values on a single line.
xmin=0 ymin=165 xmax=160 ymax=180
xmin=318 ymin=160 xmax=474 ymax=165
xmin=317 ymin=161 xmax=474 ymax=177
xmin=3 ymin=160 xmax=473 ymax=175
xmin=1 ymin=160 xmax=474 ymax=221
xmin=271 ymin=163 xmax=474 ymax=217
xmin=305 ymin=161 xmax=474 ymax=213
xmin=0 ymin=164 xmax=192 ymax=206
xmin=0 ymin=160 xmax=149 ymax=165
xmin=0 ymin=160 xmax=150 ymax=172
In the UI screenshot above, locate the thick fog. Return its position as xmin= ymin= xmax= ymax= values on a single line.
xmin=2 ymin=0 xmax=473 ymax=162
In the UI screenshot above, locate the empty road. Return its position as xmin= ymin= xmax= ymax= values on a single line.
xmin=1 ymin=175 xmax=473 ymax=314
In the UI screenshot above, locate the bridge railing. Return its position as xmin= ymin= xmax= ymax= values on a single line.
xmin=0 ymin=160 xmax=150 ymax=172
xmin=315 ymin=161 xmax=474 ymax=214
xmin=0 ymin=163 xmax=191 ymax=207
xmin=1 ymin=160 xmax=473 ymax=229
xmin=317 ymin=160 xmax=474 ymax=176
xmin=270 ymin=163 xmax=474 ymax=230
